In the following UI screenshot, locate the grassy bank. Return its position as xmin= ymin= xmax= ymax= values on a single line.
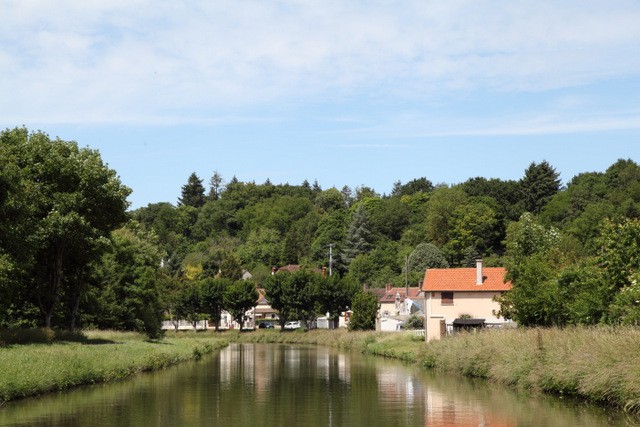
xmin=2 ymin=327 xmax=639 ymax=415
xmin=0 ymin=329 xmax=227 ymax=403
xmin=226 ymin=327 xmax=640 ymax=415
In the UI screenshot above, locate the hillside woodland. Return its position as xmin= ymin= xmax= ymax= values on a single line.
xmin=2 ymin=127 xmax=640 ymax=335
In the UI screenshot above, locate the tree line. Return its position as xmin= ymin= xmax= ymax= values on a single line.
xmin=2 ymin=126 xmax=640 ymax=335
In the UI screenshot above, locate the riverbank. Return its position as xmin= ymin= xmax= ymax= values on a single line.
xmin=2 ymin=327 xmax=639 ymax=416
xmin=0 ymin=329 xmax=227 ymax=403
xmin=227 ymin=327 xmax=640 ymax=416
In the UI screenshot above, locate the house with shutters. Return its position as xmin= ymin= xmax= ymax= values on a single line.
xmin=421 ymin=259 xmax=514 ymax=341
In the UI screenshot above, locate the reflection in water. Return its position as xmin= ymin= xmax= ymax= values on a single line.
xmin=0 ymin=343 xmax=635 ymax=426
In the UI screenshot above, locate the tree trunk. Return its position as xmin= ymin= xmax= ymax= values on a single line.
xmin=69 ymin=293 xmax=80 ymax=331
xmin=40 ymin=250 xmax=64 ymax=328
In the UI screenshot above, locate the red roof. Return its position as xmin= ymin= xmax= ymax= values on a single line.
xmin=422 ymin=267 xmax=511 ymax=292
xmin=378 ymin=287 xmax=421 ymax=303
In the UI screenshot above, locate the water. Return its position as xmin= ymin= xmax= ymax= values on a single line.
xmin=0 ymin=343 xmax=636 ymax=426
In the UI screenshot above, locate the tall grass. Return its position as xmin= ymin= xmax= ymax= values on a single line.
xmin=421 ymin=327 xmax=640 ymax=415
xmin=0 ymin=330 xmax=227 ymax=403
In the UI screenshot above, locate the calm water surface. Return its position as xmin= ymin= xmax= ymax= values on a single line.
xmin=0 ymin=343 xmax=636 ymax=426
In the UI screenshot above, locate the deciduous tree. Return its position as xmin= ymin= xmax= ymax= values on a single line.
xmin=223 ymin=280 xmax=258 ymax=331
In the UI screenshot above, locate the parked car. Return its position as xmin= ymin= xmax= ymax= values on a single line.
xmin=284 ymin=321 xmax=301 ymax=330
xmin=258 ymin=322 xmax=274 ymax=329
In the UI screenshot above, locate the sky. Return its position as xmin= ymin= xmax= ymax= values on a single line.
xmin=2 ymin=1 xmax=639 ymax=209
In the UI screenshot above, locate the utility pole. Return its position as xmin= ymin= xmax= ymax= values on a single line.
xmin=328 ymin=244 xmax=334 ymax=277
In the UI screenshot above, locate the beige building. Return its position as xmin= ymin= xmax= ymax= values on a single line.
xmin=421 ymin=260 xmax=513 ymax=341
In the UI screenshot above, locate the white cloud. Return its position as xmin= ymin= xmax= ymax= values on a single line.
xmin=1 ymin=1 xmax=640 ymax=124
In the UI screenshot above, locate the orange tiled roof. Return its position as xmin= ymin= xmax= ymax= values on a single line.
xmin=421 ymin=267 xmax=511 ymax=292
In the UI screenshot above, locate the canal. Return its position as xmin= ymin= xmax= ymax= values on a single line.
xmin=0 ymin=343 xmax=635 ymax=426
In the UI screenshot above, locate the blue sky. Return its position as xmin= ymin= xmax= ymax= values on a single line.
xmin=2 ymin=1 xmax=639 ymax=209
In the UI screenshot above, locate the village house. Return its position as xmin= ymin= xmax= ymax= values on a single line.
xmin=371 ymin=284 xmax=423 ymax=331
xmin=421 ymin=259 xmax=513 ymax=341
xmin=251 ymin=288 xmax=279 ymax=325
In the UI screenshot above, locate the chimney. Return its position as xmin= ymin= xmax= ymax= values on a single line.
xmin=386 ymin=283 xmax=392 ymax=292
xmin=476 ymin=259 xmax=483 ymax=285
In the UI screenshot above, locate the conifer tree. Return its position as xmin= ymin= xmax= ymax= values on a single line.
xmin=520 ymin=161 xmax=561 ymax=214
xmin=179 ymin=172 xmax=206 ymax=208
xmin=342 ymin=204 xmax=373 ymax=266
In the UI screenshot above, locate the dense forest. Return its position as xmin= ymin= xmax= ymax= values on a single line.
xmin=2 ymin=127 xmax=640 ymax=335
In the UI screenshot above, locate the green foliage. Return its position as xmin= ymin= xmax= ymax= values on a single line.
xmin=200 ymin=277 xmax=231 ymax=331
xmin=520 ymin=160 xmax=561 ymax=214
xmin=403 ymin=314 xmax=425 ymax=330
xmin=92 ymin=224 xmax=165 ymax=338
xmin=408 ymin=243 xmax=449 ymax=272
xmin=0 ymin=127 xmax=130 ymax=328
xmin=223 ymin=280 xmax=258 ymax=331
xmin=219 ymin=252 xmax=243 ymax=280
xmin=499 ymin=214 xmax=565 ymax=326
xmin=315 ymin=274 xmax=358 ymax=321
xmin=444 ymin=198 xmax=498 ymax=264
xmin=497 ymin=252 xmax=565 ymax=326
xmin=608 ymin=273 xmax=640 ymax=325
xmin=424 ymin=186 xmax=468 ymax=247
xmin=174 ymin=281 xmax=205 ymax=330
xmin=598 ymin=219 xmax=640 ymax=294
xmin=557 ymin=261 xmax=608 ymax=325
xmin=314 ymin=188 xmax=346 ymax=212
xmin=343 ymin=204 xmax=373 ymax=265
xmin=178 ymin=172 xmax=206 ymax=208
xmin=238 ymin=227 xmax=283 ymax=268
xmin=391 ymin=177 xmax=434 ymax=197
xmin=207 ymin=170 xmax=224 ymax=201
xmin=349 ymin=291 xmax=379 ymax=331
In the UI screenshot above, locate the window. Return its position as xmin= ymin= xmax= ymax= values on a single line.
xmin=441 ymin=292 xmax=454 ymax=305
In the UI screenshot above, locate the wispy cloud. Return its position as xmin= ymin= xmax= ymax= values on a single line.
xmin=2 ymin=1 xmax=640 ymax=124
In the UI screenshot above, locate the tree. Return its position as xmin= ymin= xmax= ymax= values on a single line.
xmin=200 ymin=277 xmax=231 ymax=331
xmin=315 ymin=274 xmax=358 ymax=325
xmin=92 ymin=223 xmax=165 ymax=338
xmin=341 ymin=185 xmax=354 ymax=208
xmin=263 ymin=272 xmax=293 ymax=330
xmin=444 ymin=199 xmax=498 ymax=264
xmin=496 ymin=251 xmax=565 ymax=327
xmin=207 ymin=170 xmax=224 ymax=201
xmin=237 ymin=227 xmax=283 ymax=268
xmin=0 ymin=127 xmax=130 ymax=328
xmin=424 ymin=186 xmax=468 ymax=247
xmin=179 ymin=172 xmax=206 ymax=208
xmin=391 ymin=177 xmax=434 ymax=197
xmin=223 ymin=280 xmax=258 ymax=331
xmin=219 ymin=252 xmax=243 ymax=280
xmin=520 ymin=160 xmax=561 ymax=214
xmin=608 ymin=271 xmax=640 ymax=325
xmin=349 ymin=291 xmax=379 ymax=331
xmin=355 ymin=186 xmax=379 ymax=202
xmin=496 ymin=213 xmax=564 ymax=326
xmin=174 ymin=281 xmax=204 ymax=331
xmin=368 ymin=197 xmax=410 ymax=241
xmin=343 ymin=204 xmax=373 ymax=266
xmin=315 ymin=188 xmax=346 ymax=212
xmin=407 ymin=243 xmax=449 ymax=273
xmin=598 ymin=219 xmax=640 ymax=314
